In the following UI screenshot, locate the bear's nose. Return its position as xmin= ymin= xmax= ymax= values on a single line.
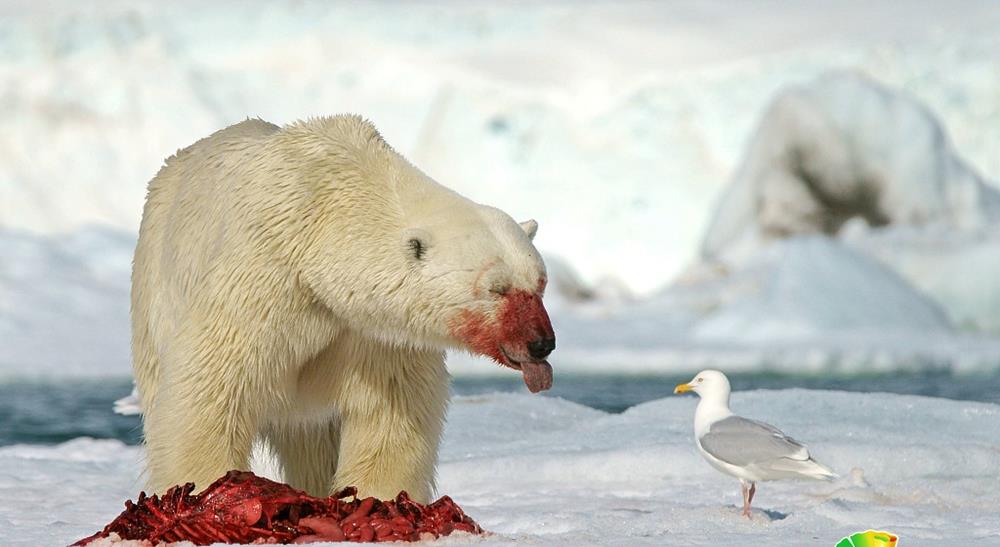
xmin=527 ymin=337 xmax=555 ymax=360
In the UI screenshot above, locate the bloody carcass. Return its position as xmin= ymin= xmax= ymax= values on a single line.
xmin=73 ymin=471 xmax=482 ymax=545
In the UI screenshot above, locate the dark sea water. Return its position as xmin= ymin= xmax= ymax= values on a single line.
xmin=2 ymin=372 xmax=999 ymax=446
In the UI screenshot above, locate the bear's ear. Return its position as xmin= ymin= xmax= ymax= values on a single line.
xmin=519 ymin=219 xmax=538 ymax=240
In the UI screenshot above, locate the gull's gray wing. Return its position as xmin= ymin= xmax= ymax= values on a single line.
xmin=698 ymin=416 xmax=809 ymax=467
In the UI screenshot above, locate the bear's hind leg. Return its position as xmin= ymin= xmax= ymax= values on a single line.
xmin=264 ymin=420 xmax=340 ymax=496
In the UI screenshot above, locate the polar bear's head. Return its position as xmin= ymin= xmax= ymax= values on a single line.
xmin=293 ymin=116 xmax=555 ymax=392
xmin=398 ymin=197 xmax=555 ymax=393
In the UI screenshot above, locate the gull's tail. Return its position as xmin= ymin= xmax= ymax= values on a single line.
xmin=805 ymin=458 xmax=838 ymax=480
xmin=762 ymin=456 xmax=839 ymax=481
xmin=793 ymin=457 xmax=839 ymax=481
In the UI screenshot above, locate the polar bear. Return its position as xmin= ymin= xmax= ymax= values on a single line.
xmin=131 ymin=115 xmax=555 ymax=502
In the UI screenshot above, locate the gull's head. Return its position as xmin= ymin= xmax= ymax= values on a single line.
xmin=674 ymin=369 xmax=731 ymax=401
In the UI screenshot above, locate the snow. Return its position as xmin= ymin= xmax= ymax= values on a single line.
xmin=4 ymin=391 xmax=999 ymax=546
xmin=701 ymin=72 xmax=1000 ymax=265
xmin=3 ymin=3 xmax=1000 ymax=546
xmin=694 ymin=71 xmax=1000 ymax=334
xmin=842 ymin=224 xmax=1000 ymax=333
xmin=3 ymin=1 xmax=1000 ymax=294
xmin=2 ymin=2 xmax=1000 ymax=380
xmin=689 ymin=237 xmax=951 ymax=342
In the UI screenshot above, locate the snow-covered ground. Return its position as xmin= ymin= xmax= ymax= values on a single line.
xmin=5 ymin=391 xmax=999 ymax=546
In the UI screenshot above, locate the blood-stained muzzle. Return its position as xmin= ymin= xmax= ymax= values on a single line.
xmin=450 ymin=287 xmax=555 ymax=393
xmin=497 ymin=289 xmax=554 ymax=347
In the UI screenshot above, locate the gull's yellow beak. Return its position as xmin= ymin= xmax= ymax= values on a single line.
xmin=674 ymin=383 xmax=692 ymax=394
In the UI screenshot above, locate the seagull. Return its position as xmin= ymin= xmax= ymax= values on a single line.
xmin=113 ymin=385 xmax=141 ymax=416
xmin=674 ymin=370 xmax=837 ymax=517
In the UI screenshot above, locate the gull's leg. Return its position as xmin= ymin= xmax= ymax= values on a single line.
xmin=740 ymin=479 xmax=750 ymax=517
xmin=740 ymin=479 xmax=755 ymax=518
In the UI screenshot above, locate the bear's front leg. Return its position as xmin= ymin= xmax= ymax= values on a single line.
xmin=331 ymin=338 xmax=449 ymax=503
xmin=143 ymin=350 xmax=263 ymax=494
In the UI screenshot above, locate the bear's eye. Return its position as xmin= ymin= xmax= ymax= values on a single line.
xmin=489 ymin=281 xmax=511 ymax=296
xmin=407 ymin=238 xmax=426 ymax=261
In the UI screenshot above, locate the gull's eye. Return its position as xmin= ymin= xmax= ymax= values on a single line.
xmin=697 ymin=378 xmax=704 ymax=383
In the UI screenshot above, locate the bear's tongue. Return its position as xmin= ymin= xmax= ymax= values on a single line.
xmin=520 ymin=360 xmax=553 ymax=393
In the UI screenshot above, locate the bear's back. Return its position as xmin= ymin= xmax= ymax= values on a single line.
xmin=163 ymin=117 xmax=281 ymax=183
xmin=147 ymin=117 xmax=280 ymax=208
xmin=134 ymin=119 xmax=284 ymax=326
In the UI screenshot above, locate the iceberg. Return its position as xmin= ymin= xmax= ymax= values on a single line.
xmin=696 ymin=72 xmax=1000 ymax=333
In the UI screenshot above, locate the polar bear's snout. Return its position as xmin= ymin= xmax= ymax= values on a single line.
xmin=528 ymin=336 xmax=556 ymax=359
xmin=449 ymin=283 xmax=556 ymax=393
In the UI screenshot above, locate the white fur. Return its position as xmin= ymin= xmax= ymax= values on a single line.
xmin=132 ymin=115 xmax=546 ymax=501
